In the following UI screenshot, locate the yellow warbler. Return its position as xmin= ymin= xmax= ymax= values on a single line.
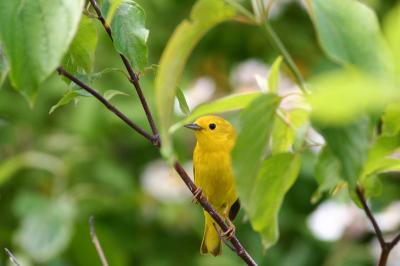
xmin=185 ymin=115 xmax=240 ymax=256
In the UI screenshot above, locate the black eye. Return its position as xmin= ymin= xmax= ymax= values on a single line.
xmin=209 ymin=123 xmax=216 ymax=130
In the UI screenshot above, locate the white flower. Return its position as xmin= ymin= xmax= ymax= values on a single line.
xmin=307 ymin=200 xmax=366 ymax=241
xmin=141 ymin=160 xmax=192 ymax=202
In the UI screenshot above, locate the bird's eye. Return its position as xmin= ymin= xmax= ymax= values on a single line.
xmin=209 ymin=123 xmax=216 ymax=130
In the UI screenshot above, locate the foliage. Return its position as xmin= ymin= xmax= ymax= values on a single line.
xmin=0 ymin=0 xmax=84 ymax=104
xmin=0 ymin=0 xmax=399 ymax=265
xmin=110 ymin=0 xmax=149 ymax=72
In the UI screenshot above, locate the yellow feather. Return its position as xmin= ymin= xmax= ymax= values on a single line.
xmin=189 ymin=115 xmax=239 ymax=256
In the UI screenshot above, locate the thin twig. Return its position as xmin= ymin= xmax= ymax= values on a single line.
xmin=56 ymin=67 xmax=156 ymax=146
xmin=212 ymin=222 xmax=236 ymax=252
xmin=88 ymin=0 xmax=112 ymax=37
xmin=389 ymin=233 xmax=400 ymax=249
xmin=89 ymin=216 xmax=110 ymax=266
xmin=4 ymin=248 xmax=21 ymax=266
xmin=356 ymin=186 xmax=400 ymax=266
xmin=88 ymin=0 xmax=159 ymax=137
xmin=356 ymin=186 xmax=386 ymax=248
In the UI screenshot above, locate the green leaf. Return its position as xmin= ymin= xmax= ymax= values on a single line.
xmin=232 ymin=94 xmax=280 ymax=202
xmin=309 ymin=68 xmax=399 ymax=125
xmin=362 ymin=133 xmax=400 ymax=177
xmin=62 ymin=15 xmax=98 ymax=75
xmin=308 ymin=0 xmax=392 ymax=75
xmin=111 ymin=0 xmax=148 ymax=72
xmin=268 ymin=56 xmax=282 ymax=93
xmin=49 ymin=91 xmax=79 ymax=114
xmin=91 ymin=67 xmax=127 ymax=80
xmin=0 ymin=45 xmax=8 ymax=89
xmin=105 ymin=0 xmax=123 ymax=25
xmin=382 ymin=103 xmax=400 ymax=136
xmin=316 ymin=117 xmax=371 ymax=188
xmin=170 ymin=92 xmax=262 ymax=133
xmin=176 ymin=87 xmax=190 ymax=115
xmin=69 ymin=73 xmax=92 ymax=97
xmin=0 ymin=0 xmax=84 ymax=104
xmin=312 ymin=146 xmax=342 ymax=203
xmin=155 ymin=0 xmax=235 ymax=159
xmin=13 ymin=191 xmax=49 ymax=218
xmin=103 ymin=89 xmax=128 ymax=101
xmin=383 ymin=3 xmax=400 ymax=73
xmin=271 ymin=109 xmax=309 ymax=154
xmin=0 ymin=151 xmax=65 ymax=187
xmin=361 ymin=174 xmax=383 ymax=199
xmin=249 ymin=153 xmax=301 ymax=249
xmin=15 ymin=194 xmax=75 ymax=263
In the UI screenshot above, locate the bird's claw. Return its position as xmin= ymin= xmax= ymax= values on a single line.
xmin=221 ymin=219 xmax=236 ymax=240
xmin=221 ymin=224 xmax=236 ymax=240
xmin=192 ymin=187 xmax=203 ymax=204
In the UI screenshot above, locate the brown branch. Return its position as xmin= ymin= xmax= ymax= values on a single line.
xmin=89 ymin=216 xmax=110 ymax=266
xmin=356 ymin=186 xmax=386 ymax=248
xmin=88 ymin=0 xmax=159 ymax=137
xmin=356 ymin=186 xmax=400 ymax=266
xmin=56 ymin=67 xmax=157 ymax=146
xmin=389 ymin=233 xmax=400 ymax=249
xmin=57 ymin=67 xmax=257 ymax=265
xmin=4 ymin=248 xmax=21 ymax=266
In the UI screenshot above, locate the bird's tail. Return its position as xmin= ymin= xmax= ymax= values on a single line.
xmin=201 ymin=212 xmax=222 ymax=256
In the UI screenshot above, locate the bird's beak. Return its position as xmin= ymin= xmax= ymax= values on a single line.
xmin=184 ymin=123 xmax=203 ymax=131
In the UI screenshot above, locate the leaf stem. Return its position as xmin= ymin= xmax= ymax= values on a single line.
xmin=251 ymin=0 xmax=264 ymax=22
xmin=262 ymin=22 xmax=308 ymax=94
xmin=225 ymin=0 xmax=256 ymax=22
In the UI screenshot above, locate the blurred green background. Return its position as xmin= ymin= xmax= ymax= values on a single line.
xmin=1 ymin=0 xmax=400 ymax=265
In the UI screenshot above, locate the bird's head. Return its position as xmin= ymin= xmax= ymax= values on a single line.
xmin=185 ymin=115 xmax=236 ymax=152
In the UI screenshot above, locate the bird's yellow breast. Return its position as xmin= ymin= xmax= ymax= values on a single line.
xmin=194 ymin=145 xmax=237 ymax=211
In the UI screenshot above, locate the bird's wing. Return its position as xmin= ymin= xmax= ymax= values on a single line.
xmin=228 ymin=199 xmax=241 ymax=221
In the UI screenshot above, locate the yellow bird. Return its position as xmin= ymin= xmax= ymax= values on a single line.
xmin=185 ymin=115 xmax=240 ymax=256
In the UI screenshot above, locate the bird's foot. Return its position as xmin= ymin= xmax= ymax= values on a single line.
xmin=221 ymin=219 xmax=236 ymax=240
xmin=191 ymin=187 xmax=203 ymax=204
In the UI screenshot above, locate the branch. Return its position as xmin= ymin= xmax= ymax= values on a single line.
xmin=57 ymin=67 xmax=257 ymax=266
xmin=89 ymin=216 xmax=110 ymax=266
xmin=56 ymin=67 xmax=157 ymax=146
xmin=4 ymin=248 xmax=21 ymax=266
xmin=356 ymin=186 xmax=400 ymax=266
xmin=88 ymin=0 xmax=159 ymax=137
xmin=389 ymin=233 xmax=400 ymax=249
xmin=356 ymin=186 xmax=386 ymax=247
